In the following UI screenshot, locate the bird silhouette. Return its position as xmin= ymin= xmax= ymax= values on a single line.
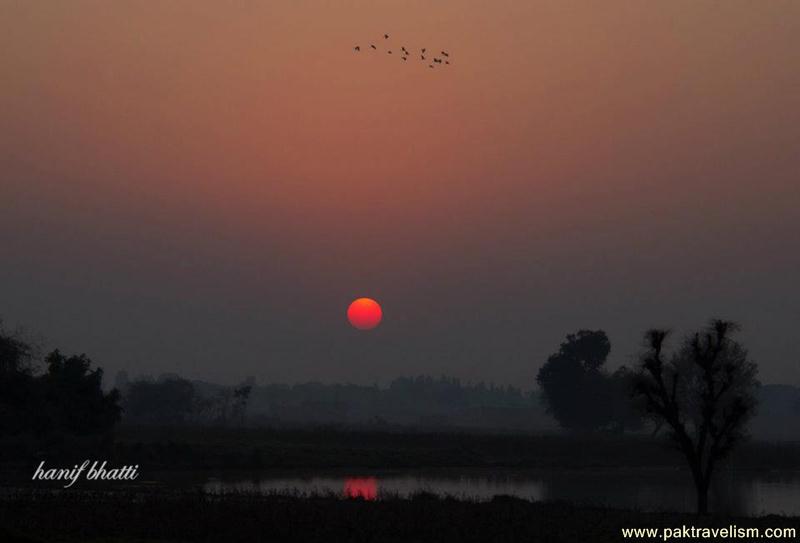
xmin=352 ymin=37 xmax=451 ymax=70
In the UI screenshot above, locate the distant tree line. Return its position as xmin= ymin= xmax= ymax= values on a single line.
xmin=117 ymin=373 xmax=253 ymax=426
xmin=387 ymin=375 xmax=529 ymax=408
xmin=114 ymin=373 xmax=531 ymax=427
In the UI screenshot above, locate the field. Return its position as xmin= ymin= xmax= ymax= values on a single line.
xmin=104 ymin=425 xmax=800 ymax=471
xmin=0 ymin=490 xmax=797 ymax=543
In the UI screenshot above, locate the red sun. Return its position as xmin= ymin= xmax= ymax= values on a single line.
xmin=347 ymin=298 xmax=383 ymax=330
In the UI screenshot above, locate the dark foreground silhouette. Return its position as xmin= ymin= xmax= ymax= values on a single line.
xmin=0 ymin=490 xmax=797 ymax=543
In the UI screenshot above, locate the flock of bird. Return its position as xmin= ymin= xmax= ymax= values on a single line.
xmin=354 ymin=34 xmax=451 ymax=69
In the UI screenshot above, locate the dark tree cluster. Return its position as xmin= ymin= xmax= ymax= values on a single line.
xmin=39 ymin=350 xmax=121 ymax=436
xmin=0 ymin=326 xmax=37 ymax=436
xmin=0 ymin=324 xmax=121 ymax=458
xmin=535 ymin=320 xmax=761 ymax=514
xmin=536 ymin=330 xmax=641 ymax=433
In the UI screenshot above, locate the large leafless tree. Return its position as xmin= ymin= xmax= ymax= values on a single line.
xmin=632 ymin=319 xmax=759 ymax=514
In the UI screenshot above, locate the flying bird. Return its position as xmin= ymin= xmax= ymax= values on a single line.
xmin=352 ymin=36 xmax=451 ymax=70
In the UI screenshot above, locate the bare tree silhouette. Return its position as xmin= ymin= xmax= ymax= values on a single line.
xmin=632 ymin=319 xmax=759 ymax=514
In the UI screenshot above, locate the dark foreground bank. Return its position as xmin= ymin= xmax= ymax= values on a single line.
xmin=0 ymin=490 xmax=797 ymax=543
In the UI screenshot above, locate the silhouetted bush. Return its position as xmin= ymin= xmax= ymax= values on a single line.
xmin=536 ymin=330 xmax=642 ymax=432
xmin=0 ymin=325 xmax=121 ymax=459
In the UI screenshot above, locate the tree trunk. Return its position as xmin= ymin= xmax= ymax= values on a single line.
xmin=695 ymin=476 xmax=710 ymax=514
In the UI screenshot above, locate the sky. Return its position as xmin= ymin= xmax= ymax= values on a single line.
xmin=1 ymin=1 xmax=798 ymax=387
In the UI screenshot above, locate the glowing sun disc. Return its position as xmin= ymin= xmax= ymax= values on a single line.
xmin=347 ymin=298 xmax=382 ymax=330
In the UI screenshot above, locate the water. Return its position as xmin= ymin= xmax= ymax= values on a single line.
xmin=203 ymin=468 xmax=800 ymax=516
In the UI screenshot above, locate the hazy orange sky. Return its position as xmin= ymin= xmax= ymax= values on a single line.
xmin=1 ymin=1 xmax=799 ymax=386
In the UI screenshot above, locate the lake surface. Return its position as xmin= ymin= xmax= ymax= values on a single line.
xmin=204 ymin=468 xmax=800 ymax=516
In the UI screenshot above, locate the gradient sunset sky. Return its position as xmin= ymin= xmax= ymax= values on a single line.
xmin=1 ymin=1 xmax=798 ymax=386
